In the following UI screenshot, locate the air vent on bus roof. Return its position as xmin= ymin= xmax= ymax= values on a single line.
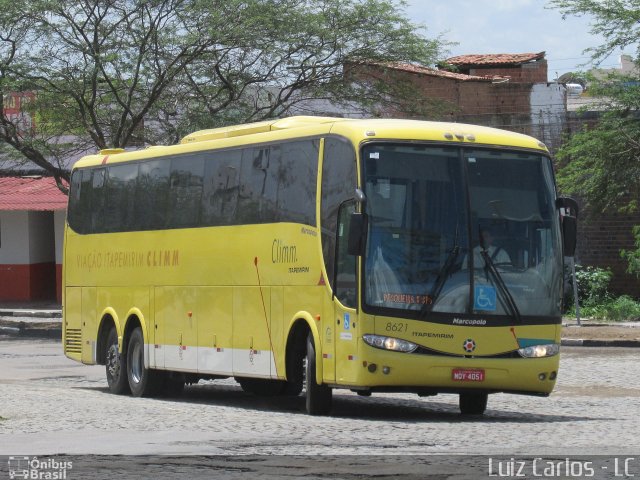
xmin=99 ymin=148 xmax=125 ymax=155
xmin=179 ymin=116 xmax=342 ymax=144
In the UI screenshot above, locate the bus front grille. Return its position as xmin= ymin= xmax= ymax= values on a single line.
xmin=65 ymin=328 xmax=82 ymax=354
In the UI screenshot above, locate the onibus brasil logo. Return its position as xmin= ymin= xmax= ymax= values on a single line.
xmin=8 ymin=457 xmax=73 ymax=479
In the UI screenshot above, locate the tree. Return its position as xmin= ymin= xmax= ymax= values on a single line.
xmin=549 ymin=0 xmax=640 ymax=63
xmin=549 ymin=0 xmax=640 ymax=277
xmin=0 ymin=0 xmax=444 ymax=189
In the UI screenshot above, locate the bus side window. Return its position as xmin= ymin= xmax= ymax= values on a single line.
xmin=68 ymin=170 xmax=86 ymax=233
xmin=321 ymin=137 xmax=357 ymax=292
xmin=201 ymin=150 xmax=241 ymax=226
xmin=237 ymin=147 xmax=276 ymax=224
xmin=136 ymin=160 xmax=169 ymax=230
xmin=168 ymin=154 xmax=204 ymax=228
xmin=275 ymin=140 xmax=318 ymax=226
xmin=90 ymin=168 xmax=106 ymax=233
xmin=104 ymin=163 xmax=138 ymax=233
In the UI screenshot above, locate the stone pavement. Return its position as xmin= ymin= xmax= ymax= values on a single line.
xmin=0 ymin=302 xmax=638 ymax=346
xmin=1 ymin=340 xmax=638 ymax=457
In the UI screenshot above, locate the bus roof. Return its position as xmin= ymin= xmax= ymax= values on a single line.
xmin=72 ymin=116 xmax=549 ymax=169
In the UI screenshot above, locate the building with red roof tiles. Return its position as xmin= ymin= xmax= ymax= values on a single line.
xmin=444 ymin=52 xmax=548 ymax=83
xmin=0 ymin=176 xmax=68 ymax=303
xmin=343 ymin=58 xmax=565 ymax=151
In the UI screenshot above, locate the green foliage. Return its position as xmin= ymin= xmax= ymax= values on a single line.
xmin=549 ymin=0 xmax=640 ymax=275
xmin=567 ymin=265 xmax=640 ymax=321
xmin=603 ymin=295 xmax=640 ymax=321
xmin=574 ymin=265 xmax=613 ymax=307
xmin=555 ymin=109 xmax=640 ymax=214
xmin=547 ymin=0 xmax=640 ymax=63
xmin=621 ymin=225 xmax=640 ymax=277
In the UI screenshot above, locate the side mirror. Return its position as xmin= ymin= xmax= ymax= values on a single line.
xmin=556 ymin=197 xmax=579 ymax=257
xmin=347 ymin=212 xmax=368 ymax=256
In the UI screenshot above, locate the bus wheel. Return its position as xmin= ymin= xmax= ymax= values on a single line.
xmin=305 ymin=333 xmax=332 ymax=415
xmin=282 ymin=345 xmax=305 ymax=396
xmin=105 ymin=326 xmax=130 ymax=394
xmin=126 ymin=327 xmax=163 ymax=397
xmin=459 ymin=392 xmax=488 ymax=415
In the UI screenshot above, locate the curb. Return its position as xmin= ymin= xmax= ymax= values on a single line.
xmin=561 ymin=338 xmax=640 ymax=348
xmin=0 ymin=310 xmax=61 ymax=318
xmin=0 ymin=325 xmax=61 ymax=339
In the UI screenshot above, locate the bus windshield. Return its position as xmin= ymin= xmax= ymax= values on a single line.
xmin=362 ymin=143 xmax=563 ymax=321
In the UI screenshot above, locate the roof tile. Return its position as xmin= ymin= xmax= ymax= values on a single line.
xmin=373 ymin=62 xmax=508 ymax=82
xmin=446 ymin=52 xmax=546 ymax=66
xmin=0 ymin=176 xmax=68 ymax=211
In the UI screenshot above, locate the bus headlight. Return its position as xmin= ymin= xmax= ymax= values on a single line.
xmin=518 ymin=343 xmax=560 ymax=358
xmin=363 ymin=334 xmax=418 ymax=353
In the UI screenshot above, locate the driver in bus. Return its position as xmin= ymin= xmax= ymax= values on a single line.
xmin=462 ymin=228 xmax=511 ymax=269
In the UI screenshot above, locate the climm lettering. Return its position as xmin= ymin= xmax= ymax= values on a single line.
xmin=272 ymin=239 xmax=297 ymax=263
xmin=147 ymin=249 xmax=179 ymax=267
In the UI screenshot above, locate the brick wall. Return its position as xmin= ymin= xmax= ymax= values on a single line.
xmin=348 ymin=64 xmax=536 ymax=133
xmin=459 ymin=60 xmax=548 ymax=83
xmin=564 ymin=112 xmax=640 ymax=298
xmin=575 ymin=204 xmax=640 ymax=298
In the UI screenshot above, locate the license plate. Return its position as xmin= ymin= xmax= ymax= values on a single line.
xmin=452 ymin=368 xmax=485 ymax=382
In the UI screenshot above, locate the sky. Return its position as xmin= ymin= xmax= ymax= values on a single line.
xmin=403 ymin=0 xmax=631 ymax=80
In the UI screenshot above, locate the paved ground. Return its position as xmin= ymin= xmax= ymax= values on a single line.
xmin=0 ymin=338 xmax=638 ymax=458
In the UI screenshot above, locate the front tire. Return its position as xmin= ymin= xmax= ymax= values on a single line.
xmin=459 ymin=392 xmax=488 ymax=415
xmin=126 ymin=327 xmax=163 ymax=397
xmin=305 ymin=333 xmax=332 ymax=415
xmin=105 ymin=326 xmax=130 ymax=394
xmin=283 ymin=343 xmax=305 ymax=396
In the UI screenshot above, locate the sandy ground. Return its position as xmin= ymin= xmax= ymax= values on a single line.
xmin=562 ymin=322 xmax=640 ymax=341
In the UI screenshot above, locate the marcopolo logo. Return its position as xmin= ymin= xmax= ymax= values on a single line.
xmin=8 ymin=457 xmax=73 ymax=479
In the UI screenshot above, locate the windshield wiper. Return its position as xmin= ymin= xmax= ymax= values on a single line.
xmin=480 ymin=250 xmax=522 ymax=323
xmin=422 ymin=229 xmax=460 ymax=316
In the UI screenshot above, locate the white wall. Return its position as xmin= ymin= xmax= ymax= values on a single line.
xmin=0 ymin=211 xmax=30 ymax=264
xmin=529 ymin=83 xmax=567 ymax=152
xmin=54 ymin=210 xmax=66 ymax=264
xmin=0 ymin=211 xmax=58 ymax=265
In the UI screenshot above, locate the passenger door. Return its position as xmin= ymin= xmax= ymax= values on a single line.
xmin=333 ymin=202 xmax=359 ymax=384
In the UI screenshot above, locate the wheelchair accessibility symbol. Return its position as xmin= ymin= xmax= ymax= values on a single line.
xmin=474 ymin=285 xmax=497 ymax=311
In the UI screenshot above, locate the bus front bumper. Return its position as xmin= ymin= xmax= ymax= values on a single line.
xmin=343 ymin=343 xmax=560 ymax=395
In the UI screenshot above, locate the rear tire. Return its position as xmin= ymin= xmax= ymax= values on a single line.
xmin=305 ymin=333 xmax=332 ymax=415
xmin=126 ymin=327 xmax=163 ymax=397
xmin=459 ymin=392 xmax=488 ymax=415
xmin=105 ymin=326 xmax=130 ymax=394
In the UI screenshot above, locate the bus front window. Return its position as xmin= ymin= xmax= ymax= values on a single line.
xmin=362 ymin=144 xmax=563 ymax=322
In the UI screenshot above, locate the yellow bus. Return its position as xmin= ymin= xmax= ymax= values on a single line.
xmin=63 ymin=116 xmax=578 ymax=415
